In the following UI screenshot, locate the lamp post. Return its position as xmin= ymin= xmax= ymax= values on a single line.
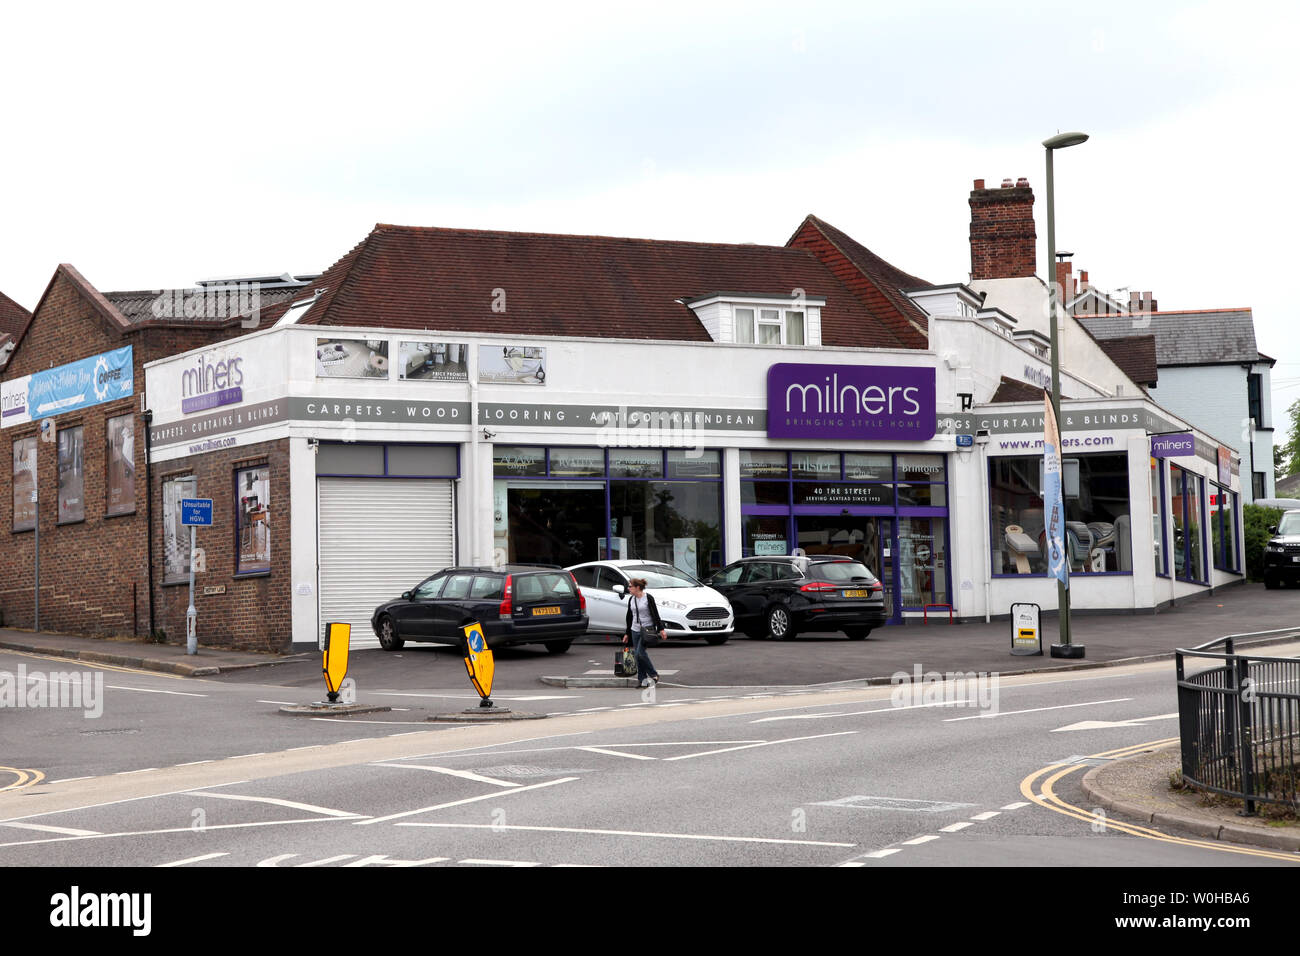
xmin=1044 ymin=130 xmax=1088 ymax=659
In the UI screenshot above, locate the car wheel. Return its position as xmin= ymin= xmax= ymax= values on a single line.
xmin=766 ymin=605 xmax=796 ymax=640
xmin=545 ymin=640 xmax=572 ymax=654
xmin=704 ymin=634 xmax=729 ymax=646
xmin=843 ymin=627 xmax=871 ymax=640
xmin=377 ymin=616 xmax=405 ymax=651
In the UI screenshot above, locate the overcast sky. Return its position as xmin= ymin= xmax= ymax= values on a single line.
xmin=3 ymin=0 xmax=1297 ymax=441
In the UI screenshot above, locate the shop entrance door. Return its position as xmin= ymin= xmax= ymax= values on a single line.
xmin=795 ymin=514 xmax=900 ymax=624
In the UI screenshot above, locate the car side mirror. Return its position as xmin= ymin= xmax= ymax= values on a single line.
xmin=612 ymin=584 xmax=626 ymax=597
xmin=402 ymin=590 xmax=413 ymax=601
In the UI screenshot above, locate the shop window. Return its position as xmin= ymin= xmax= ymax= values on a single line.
xmin=609 ymin=449 xmax=662 ymax=478
xmin=235 ymin=465 xmax=271 ymax=575
xmin=666 ymin=449 xmax=720 ymax=479
xmin=162 ymin=476 xmax=197 ymax=584
xmin=1172 ymin=465 xmax=1205 ymax=583
xmin=56 ymin=426 xmax=85 ymax=524
xmin=899 ymin=517 xmax=948 ymax=608
xmin=609 ymin=480 xmax=721 ymax=579
xmin=492 ymin=445 xmax=546 ymax=477
xmin=989 ymin=453 xmax=1132 ymax=575
xmin=106 ymin=415 xmax=136 ymax=517
xmin=739 ymin=450 xmax=787 ymax=479
xmin=844 ymin=453 xmax=891 ymax=481
xmin=1151 ymin=458 xmax=1168 ymax=577
xmin=12 ymin=437 xmax=37 ymax=532
xmin=1210 ymin=486 xmax=1239 ymax=574
xmin=791 ymin=452 xmax=840 ymax=480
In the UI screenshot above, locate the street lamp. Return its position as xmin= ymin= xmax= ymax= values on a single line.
xmin=1044 ymin=130 xmax=1088 ymax=659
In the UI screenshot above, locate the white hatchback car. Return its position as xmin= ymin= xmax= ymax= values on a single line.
xmin=566 ymin=560 xmax=734 ymax=645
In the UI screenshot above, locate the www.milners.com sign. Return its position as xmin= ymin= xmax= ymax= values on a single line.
xmin=766 ymin=363 xmax=936 ymax=441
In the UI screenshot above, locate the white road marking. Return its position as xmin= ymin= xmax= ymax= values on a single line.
xmin=344 ymin=855 xmax=449 ymax=866
xmin=663 ymin=731 xmax=857 ymax=761
xmin=158 ymin=852 xmax=228 ymax=867
xmin=577 ymin=747 xmax=657 ymax=760
xmin=402 ymin=822 xmax=856 ymax=847
xmin=114 ymin=768 xmax=158 ymax=775
xmin=2 ymin=822 xmax=100 ymax=836
xmin=258 ymin=854 xmax=298 ymax=867
xmin=902 ymin=835 xmax=940 ymax=845
xmin=970 ymin=811 xmax=1000 ymax=821
xmin=187 ymin=791 xmax=366 ymax=818
xmin=310 ymin=718 xmax=443 ymax=725
xmin=1051 ymin=713 xmax=1178 ymax=732
xmin=175 ymin=760 xmax=214 ymax=767
xmin=298 ymin=854 xmax=356 ymax=867
xmin=371 ymin=763 xmax=521 ymax=787
xmin=939 ymin=822 xmax=973 ymax=833
xmin=1001 ymin=802 xmax=1031 ymax=810
xmin=257 ymin=700 xmax=297 ymax=705
xmin=356 ymin=777 xmax=579 ymax=826
xmin=105 ymin=684 xmax=207 ymax=697
xmin=861 ymin=849 xmax=902 ymax=858
xmin=944 ymin=698 xmax=1134 ymax=722
xmin=459 ymin=858 xmax=540 ymax=867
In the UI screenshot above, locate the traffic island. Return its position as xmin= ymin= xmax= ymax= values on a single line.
xmin=279 ymin=702 xmax=392 ymax=716
xmin=426 ymin=705 xmax=547 ymax=722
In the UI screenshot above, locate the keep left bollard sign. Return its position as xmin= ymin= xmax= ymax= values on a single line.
xmin=323 ymin=622 xmax=351 ymax=699
xmin=462 ymin=622 xmax=494 ymax=701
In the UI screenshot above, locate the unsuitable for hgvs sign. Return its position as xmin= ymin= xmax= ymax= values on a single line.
xmin=766 ymin=363 xmax=936 ymax=441
xmin=180 ymin=498 xmax=213 ymax=526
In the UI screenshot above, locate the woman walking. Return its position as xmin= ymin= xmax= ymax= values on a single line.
xmin=623 ymin=578 xmax=665 ymax=687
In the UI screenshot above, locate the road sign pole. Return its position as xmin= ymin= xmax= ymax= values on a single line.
xmin=186 ymin=525 xmax=197 ymax=655
xmin=33 ymin=488 xmax=40 ymax=634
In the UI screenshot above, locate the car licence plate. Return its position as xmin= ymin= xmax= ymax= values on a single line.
xmin=1293 ymin=556 xmax=1300 ymax=564
xmin=695 ymin=619 xmax=725 ymax=628
xmin=843 ymin=589 xmax=869 ymax=598
xmin=531 ymin=606 xmax=561 ymax=616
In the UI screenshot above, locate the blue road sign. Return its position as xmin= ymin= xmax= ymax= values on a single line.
xmin=181 ymin=498 xmax=214 ymax=526
xmin=956 ymin=434 xmax=974 ymax=448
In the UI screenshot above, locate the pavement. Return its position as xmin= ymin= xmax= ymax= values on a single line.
xmin=3 ymin=578 xmax=1298 ymax=853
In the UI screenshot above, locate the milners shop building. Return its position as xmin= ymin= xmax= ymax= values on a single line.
xmin=134 ymin=216 xmax=1241 ymax=652
xmin=3 ymin=207 xmax=1243 ymax=652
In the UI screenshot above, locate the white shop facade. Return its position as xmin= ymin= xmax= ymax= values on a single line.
xmin=143 ymin=319 xmax=1241 ymax=650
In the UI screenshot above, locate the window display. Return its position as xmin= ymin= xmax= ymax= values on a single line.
xmin=990 ymin=453 xmax=1131 ymax=575
xmin=57 ymin=426 xmax=84 ymax=524
xmin=106 ymin=415 xmax=135 ymax=516
xmin=162 ymin=476 xmax=196 ymax=583
xmin=12 ymin=437 xmax=36 ymax=532
xmin=235 ymin=465 xmax=271 ymax=574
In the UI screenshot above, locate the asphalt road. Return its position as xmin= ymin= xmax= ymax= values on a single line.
xmin=4 ymin=644 xmax=1298 ymax=873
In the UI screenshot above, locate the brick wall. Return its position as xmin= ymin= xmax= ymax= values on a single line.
xmin=151 ymin=437 xmax=292 ymax=651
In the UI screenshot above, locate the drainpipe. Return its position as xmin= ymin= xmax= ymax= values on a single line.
xmin=143 ymin=408 xmax=156 ymax=639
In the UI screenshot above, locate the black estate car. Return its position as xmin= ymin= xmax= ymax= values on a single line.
xmin=1263 ymin=510 xmax=1300 ymax=589
xmin=371 ymin=565 xmax=588 ymax=653
xmin=708 ymin=554 xmax=887 ymax=640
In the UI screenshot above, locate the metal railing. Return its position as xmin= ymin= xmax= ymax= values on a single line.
xmin=1176 ymin=629 xmax=1300 ymax=815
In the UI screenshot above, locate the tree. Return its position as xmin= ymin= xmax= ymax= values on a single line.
xmin=1281 ymin=398 xmax=1300 ymax=479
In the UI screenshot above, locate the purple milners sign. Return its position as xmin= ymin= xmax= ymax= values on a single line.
xmin=766 ymin=363 xmax=936 ymax=441
xmin=1150 ymin=432 xmax=1194 ymax=458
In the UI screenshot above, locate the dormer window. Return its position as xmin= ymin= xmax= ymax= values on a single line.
xmin=734 ymin=307 xmax=806 ymax=345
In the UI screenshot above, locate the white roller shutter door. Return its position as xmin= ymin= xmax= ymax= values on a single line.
xmin=318 ymin=478 xmax=456 ymax=649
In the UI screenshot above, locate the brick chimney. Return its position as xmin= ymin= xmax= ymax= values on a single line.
xmin=1055 ymin=259 xmax=1074 ymax=303
xmin=969 ymin=177 xmax=1037 ymax=280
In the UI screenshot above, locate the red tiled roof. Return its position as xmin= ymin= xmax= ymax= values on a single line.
xmin=1094 ymin=334 xmax=1159 ymax=387
xmin=786 ymin=215 xmax=931 ymax=349
xmin=277 ymin=223 xmax=907 ymax=348
xmin=989 ymin=376 xmax=1045 ymax=404
xmin=0 ymin=290 xmax=31 ymax=339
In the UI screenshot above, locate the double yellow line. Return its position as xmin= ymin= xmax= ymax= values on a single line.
xmin=0 ymin=767 xmax=45 ymax=792
xmin=1020 ymin=738 xmax=1298 ymax=862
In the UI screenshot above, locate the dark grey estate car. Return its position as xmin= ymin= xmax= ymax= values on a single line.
xmin=708 ymin=554 xmax=887 ymax=640
xmin=1263 ymin=510 xmax=1300 ymax=589
xmin=371 ymin=565 xmax=588 ymax=653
